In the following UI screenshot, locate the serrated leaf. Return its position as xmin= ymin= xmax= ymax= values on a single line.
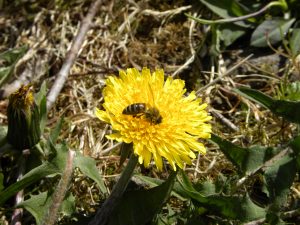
xmin=235 ymin=87 xmax=300 ymax=124
xmin=18 ymin=192 xmax=50 ymax=225
xmin=107 ymin=172 xmax=176 ymax=225
xmin=18 ymin=191 xmax=76 ymax=225
xmin=211 ymin=134 xmax=274 ymax=175
xmin=264 ymin=154 xmax=296 ymax=208
xmin=251 ymin=18 xmax=295 ymax=47
xmin=195 ymin=180 xmax=216 ymax=196
xmin=0 ymin=143 xmax=68 ymax=206
xmin=177 ymin=171 xmax=266 ymax=222
xmin=60 ymin=193 xmax=76 ymax=217
xmin=289 ymin=28 xmax=300 ymax=56
xmin=74 ymin=154 xmax=107 ymax=194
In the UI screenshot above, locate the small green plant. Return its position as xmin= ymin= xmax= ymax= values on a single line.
xmin=187 ymin=0 xmax=300 ymax=56
xmin=2 ymin=2 xmax=300 ymax=224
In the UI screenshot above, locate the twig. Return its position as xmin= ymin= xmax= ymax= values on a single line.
xmin=171 ymin=55 xmax=195 ymax=78
xmin=100 ymin=142 xmax=122 ymax=156
xmin=210 ymin=108 xmax=239 ymax=132
xmin=142 ymin=5 xmax=191 ymax=18
xmin=46 ymin=0 xmax=105 ymax=110
xmin=243 ymin=218 xmax=265 ymax=225
xmin=195 ymin=54 xmax=253 ymax=96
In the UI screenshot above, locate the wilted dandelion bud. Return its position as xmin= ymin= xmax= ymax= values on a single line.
xmin=7 ymin=85 xmax=41 ymax=150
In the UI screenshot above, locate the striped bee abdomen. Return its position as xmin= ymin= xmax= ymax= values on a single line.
xmin=122 ymin=103 xmax=146 ymax=115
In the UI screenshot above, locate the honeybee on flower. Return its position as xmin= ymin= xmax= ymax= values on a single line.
xmin=96 ymin=68 xmax=212 ymax=171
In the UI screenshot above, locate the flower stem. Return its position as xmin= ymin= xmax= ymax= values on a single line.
xmin=89 ymin=151 xmax=138 ymax=225
xmin=10 ymin=149 xmax=30 ymax=225
xmin=41 ymin=150 xmax=75 ymax=225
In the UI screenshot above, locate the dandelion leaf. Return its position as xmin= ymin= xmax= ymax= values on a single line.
xmin=211 ymin=134 xmax=274 ymax=175
xmin=235 ymin=87 xmax=300 ymax=124
xmin=107 ymin=172 xmax=176 ymax=225
xmin=251 ymin=19 xmax=295 ymax=47
xmin=74 ymin=154 xmax=107 ymax=195
xmin=18 ymin=191 xmax=75 ymax=225
xmin=0 ymin=143 xmax=68 ymax=206
xmin=264 ymin=154 xmax=296 ymax=209
xmin=177 ymin=171 xmax=266 ymax=222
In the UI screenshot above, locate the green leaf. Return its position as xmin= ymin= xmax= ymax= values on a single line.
xmin=284 ymin=81 xmax=300 ymax=101
xmin=195 ymin=180 xmax=216 ymax=196
xmin=0 ymin=163 xmax=57 ymax=206
xmin=235 ymin=87 xmax=300 ymax=124
xmin=211 ymin=134 xmax=274 ymax=175
xmin=35 ymin=81 xmax=47 ymax=132
xmin=0 ymin=125 xmax=7 ymax=147
xmin=134 ymin=174 xmax=187 ymax=200
xmin=35 ymin=81 xmax=47 ymax=106
xmin=0 ymin=143 xmax=68 ymax=206
xmin=0 ymin=46 xmax=27 ymax=64
xmin=60 ymin=193 xmax=76 ymax=217
xmin=186 ymin=216 xmax=210 ymax=225
xmin=251 ymin=18 xmax=295 ymax=47
xmin=234 ymin=87 xmax=273 ymax=108
xmin=0 ymin=46 xmax=28 ymax=87
xmin=177 ymin=171 xmax=266 ymax=222
xmin=74 ymin=154 xmax=107 ymax=194
xmin=219 ymin=23 xmax=247 ymax=46
xmin=18 ymin=191 xmax=76 ymax=225
xmin=0 ymin=173 xmax=4 ymax=191
xmin=49 ymin=117 xmax=64 ymax=145
xmin=18 ymin=192 xmax=50 ymax=225
xmin=199 ymin=0 xmax=250 ymax=27
xmin=289 ymin=135 xmax=300 ymax=155
xmin=0 ymin=66 xmax=12 ymax=87
xmin=289 ymin=28 xmax=300 ymax=57
xmin=264 ymin=154 xmax=296 ymax=208
xmin=119 ymin=143 xmax=132 ymax=167
xmin=107 ymin=171 xmax=177 ymax=225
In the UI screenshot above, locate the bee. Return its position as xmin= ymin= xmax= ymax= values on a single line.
xmin=122 ymin=103 xmax=162 ymax=125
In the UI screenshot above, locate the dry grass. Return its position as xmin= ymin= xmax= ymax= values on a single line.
xmin=0 ymin=0 xmax=298 ymax=223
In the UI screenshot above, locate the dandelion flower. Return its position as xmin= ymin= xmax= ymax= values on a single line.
xmin=96 ymin=68 xmax=212 ymax=170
